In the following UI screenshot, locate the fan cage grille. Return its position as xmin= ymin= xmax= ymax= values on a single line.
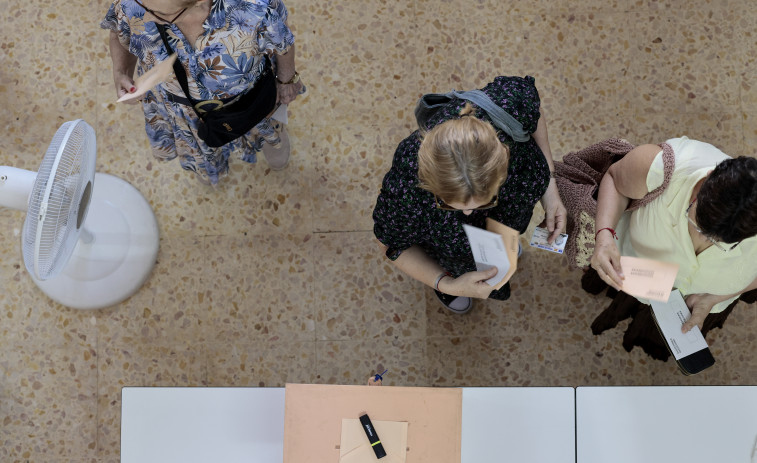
xmin=22 ymin=120 xmax=96 ymax=280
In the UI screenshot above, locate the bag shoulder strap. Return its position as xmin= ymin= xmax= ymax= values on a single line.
xmin=627 ymin=142 xmax=675 ymax=211
xmin=449 ymin=90 xmax=530 ymax=142
xmin=156 ymin=24 xmax=203 ymax=117
xmin=415 ymin=89 xmax=530 ymax=142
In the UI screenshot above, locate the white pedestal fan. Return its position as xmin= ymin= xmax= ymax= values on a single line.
xmin=0 ymin=119 xmax=159 ymax=309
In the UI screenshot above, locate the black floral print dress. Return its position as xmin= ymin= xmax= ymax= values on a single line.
xmin=372 ymin=76 xmax=550 ymax=301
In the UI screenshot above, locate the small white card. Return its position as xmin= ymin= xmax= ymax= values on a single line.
xmin=462 ymin=224 xmax=510 ymax=287
xmin=650 ymin=290 xmax=709 ymax=360
xmin=529 ymin=226 xmax=568 ymax=254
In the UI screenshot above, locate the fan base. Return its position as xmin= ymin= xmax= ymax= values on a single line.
xmin=33 ymin=173 xmax=159 ymax=310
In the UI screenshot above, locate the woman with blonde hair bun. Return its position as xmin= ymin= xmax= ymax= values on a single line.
xmin=373 ymin=76 xmax=566 ymax=313
xmin=417 ymin=103 xmax=510 ymax=207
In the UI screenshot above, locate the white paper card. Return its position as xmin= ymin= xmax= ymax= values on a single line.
xmin=462 ymin=224 xmax=510 ymax=286
xmin=650 ymin=290 xmax=709 ymax=360
xmin=529 ymin=226 xmax=568 ymax=254
xmin=270 ymin=103 xmax=288 ymax=124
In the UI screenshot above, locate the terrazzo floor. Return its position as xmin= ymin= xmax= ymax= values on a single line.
xmin=1 ymin=0 xmax=756 ymax=461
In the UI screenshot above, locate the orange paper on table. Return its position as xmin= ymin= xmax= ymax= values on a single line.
xmin=485 ymin=218 xmax=520 ymax=289
xmin=339 ymin=419 xmax=408 ymax=463
xmin=619 ymin=256 xmax=679 ymax=302
xmin=283 ymin=383 xmax=462 ymax=463
xmin=117 ymin=54 xmax=177 ymax=102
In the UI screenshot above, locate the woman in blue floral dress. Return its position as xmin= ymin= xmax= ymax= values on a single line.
xmin=102 ymin=0 xmax=304 ymax=185
xmin=373 ymin=76 xmax=567 ymax=314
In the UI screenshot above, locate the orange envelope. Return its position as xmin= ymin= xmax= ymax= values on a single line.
xmin=619 ymin=256 xmax=679 ymax=302
xmin=283 ymin=384 xmax=462 ymax=463
xmin=339 ymin=419 xmax=408 ymax=463
xmin=485 ymin=218 xmax=520 ymax=289
xmin=117 ymin=54 xmax=177 ymax=102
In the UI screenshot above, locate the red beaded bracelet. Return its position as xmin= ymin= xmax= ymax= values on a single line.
xmin=595 ymin=227 xmax=618 ymax=240
xmin=434 ymin=271 xmax=452 ymax=291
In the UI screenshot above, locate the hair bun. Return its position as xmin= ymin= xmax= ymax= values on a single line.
xmin=459 ymin=102 xmax=476 ymax=117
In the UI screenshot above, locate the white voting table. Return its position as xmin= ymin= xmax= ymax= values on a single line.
xmin=121 ymin=387 xmax=286 ymax=463
xmin=577 ymin=386 xmax=757 ymax=463
xmin=121 ymin=386 xmax=576 ymax=463
xmin=461 ymin=387 xmax=575 ymax=463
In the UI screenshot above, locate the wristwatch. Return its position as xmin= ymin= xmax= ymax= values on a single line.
xmin=276 ymin=71 xmax=300 ymax=85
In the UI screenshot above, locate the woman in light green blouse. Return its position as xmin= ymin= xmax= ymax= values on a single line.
xmin=588 ymin=136 xmax=757 ymax=361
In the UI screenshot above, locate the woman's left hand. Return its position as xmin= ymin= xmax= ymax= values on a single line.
xmin=276 ymin=80 xmax=304 ymax=105
xmin=682 ymin=293 xmax=727 ymax=333
xmin=539 ymin=180 xmax=567 ymax=244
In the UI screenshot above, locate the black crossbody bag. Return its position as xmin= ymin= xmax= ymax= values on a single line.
xmin=157 ymin=24 xmax=277 ymax=147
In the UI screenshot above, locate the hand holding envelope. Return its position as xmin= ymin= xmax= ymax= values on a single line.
xmin=650 ymin=290 xmax=709 ymax=360
xmin=486 ymin=218 xmax=520 ymax=288
xmin=117 ymin=54 xmax=177 ymax=103
xmin=339 ymin=419 xmax=408 ymax=463
xmin=461 ymin=219 xmax=520 ymax=291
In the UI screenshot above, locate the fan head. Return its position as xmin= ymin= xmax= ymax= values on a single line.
xmin=22 ymin=119 xmax=97 ymax=280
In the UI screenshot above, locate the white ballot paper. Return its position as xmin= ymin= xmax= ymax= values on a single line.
xmin=650 ymin=290 xmax=709 ymax=360
xmin=462 ymin=224 xmax=510 ymax=287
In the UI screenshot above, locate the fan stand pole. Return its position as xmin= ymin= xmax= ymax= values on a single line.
xmin=79 ymin=227 xmax=94 ymax=245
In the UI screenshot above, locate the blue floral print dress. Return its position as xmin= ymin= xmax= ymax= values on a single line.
xmin=373 ymin=76 xmax=550 ymax=301
xmin=101 ymin=0 xmax=296 ymax=185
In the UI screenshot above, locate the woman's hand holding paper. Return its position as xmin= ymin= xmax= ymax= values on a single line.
xmin=682 ymin=293 xmax=728 ymax=333
xmin=438 ymin=267 xmax=498 ymax=299
xmin=539 ymin=181 xmax=568 ymax=244
xmin=590 ymin=235 xmax=624 ymax=291
xmin=117 ymin=54 xmax=178 ymax=103
xmin=114 ymin=71 xmax=139 ymax=105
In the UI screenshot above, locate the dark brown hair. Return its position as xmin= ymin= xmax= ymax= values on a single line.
xmin=696 ymin=156 xmax=757 ymax=243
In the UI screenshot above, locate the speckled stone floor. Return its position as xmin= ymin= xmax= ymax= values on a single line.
xmin=1 ymin=0 xmax=756 ymax=461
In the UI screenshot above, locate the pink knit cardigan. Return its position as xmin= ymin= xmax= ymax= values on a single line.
xmin=554 ymin=138 xmax=675 ymax=268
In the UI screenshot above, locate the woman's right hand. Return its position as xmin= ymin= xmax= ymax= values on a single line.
xmin=276 ymin=80 xmax=304 ymax=105
xmin=114 ymin=71 xmax=138 ymax=104
xmin=439 ymin=267 xmax=499 ymax=299
xmin=590 ymin=233 xmax=624 ymax=291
